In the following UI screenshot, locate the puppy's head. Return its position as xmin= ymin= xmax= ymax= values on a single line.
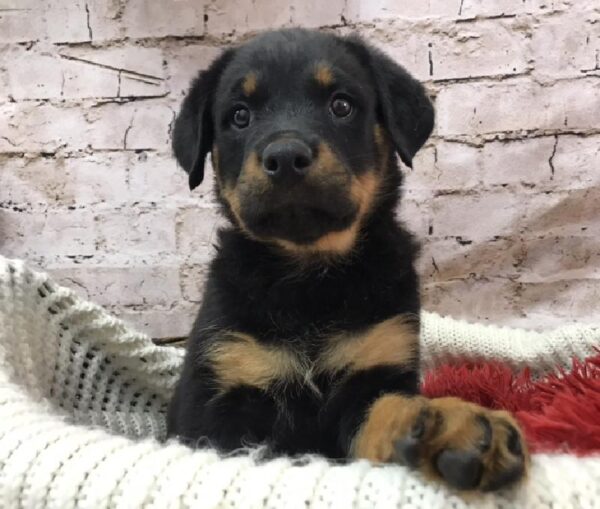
xmin=173 ymin=29 xmax=433 ymax=256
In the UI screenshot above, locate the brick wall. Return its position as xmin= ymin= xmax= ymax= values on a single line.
xmin=1 ymin=0 xmax=599 ymax=338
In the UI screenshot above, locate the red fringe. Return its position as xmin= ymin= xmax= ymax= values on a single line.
xmin=421 ymin=352 xmax=600 ymax=454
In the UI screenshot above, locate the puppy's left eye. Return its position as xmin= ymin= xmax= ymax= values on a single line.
xmin=232 ymin=106 xmax=251 ymax=128
xmin=330 ymin=96 xmax=353 ymax=118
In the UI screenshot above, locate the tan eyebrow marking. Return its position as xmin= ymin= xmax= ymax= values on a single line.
xmin=315 ymin=62 xmax=334 ymax=86
xmin=242 ymin=71 xmax=258 ymax=96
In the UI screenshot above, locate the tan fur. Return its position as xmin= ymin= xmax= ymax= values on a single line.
xmin=320 ymin=315 xmax=418 ymax=374
xmin=212 ymin=145 xmax=220 ymax=172
xmin=314 ymin=62 xmax=334 ymax=86
xmin=221 ymin=185 xmax=242 ymax=223
xmin=274 ymin=143 xmax=381 ymax=256
xmin=239 ymin=151 xmax=269 ymax=185
xmin=219 ymin=143 xmax=381 ymax=257
xmin=220 ymin=152 xmax=270 ymax=240
xmin=311 ymin=142 xmax=347 ymax=181
xmin=353 ymin=395 xmax=529 ymax=490
xmin=242 ymin=71 xmax=258 ymax=96
xmin=207 ymin=332 xmax=304 ymax=391
xmin=373 ymin=124 xmax=385 ymax=148
xmin=353 ymin=394 xmax=423 ymax=462
xmin=373 ymin=123 xmax=391 ymax=170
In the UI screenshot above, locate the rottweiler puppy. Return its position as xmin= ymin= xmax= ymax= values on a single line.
xmin=167 ymin=28 xmax=528 ymax=492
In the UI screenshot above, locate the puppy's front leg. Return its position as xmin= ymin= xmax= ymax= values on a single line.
xmin=167 ymin=330 xmax=286 ymax=450
xmin=319 ymin=315 xmax=528 ymax=491
xmin=167 ymin=365 xmax=278 ymax=450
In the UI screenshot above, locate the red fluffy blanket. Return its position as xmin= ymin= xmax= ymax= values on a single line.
xmin=421 ymin=352 xmax=600 ymax=454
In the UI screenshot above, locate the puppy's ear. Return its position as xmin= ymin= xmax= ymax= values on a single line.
xmin=172 ymin=49 xmax=234 ymax=190
xmin=344 ymin=37 xmax=434 ymax=168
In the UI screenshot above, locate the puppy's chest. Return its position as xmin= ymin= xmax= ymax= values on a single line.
xmin=205 ymin=314 xmax=418 ymax=398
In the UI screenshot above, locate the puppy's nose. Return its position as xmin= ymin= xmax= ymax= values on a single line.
xmin=262 ymin=139 xmax=313 ymax=180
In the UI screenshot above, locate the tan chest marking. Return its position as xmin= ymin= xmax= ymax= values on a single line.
xmin=206 ymin=315 xmax=418 ymax=394
xmin=206 ymin=332 xmax=306 ymax=391
xmin=319 ymin=315 xmax=419 ymax=374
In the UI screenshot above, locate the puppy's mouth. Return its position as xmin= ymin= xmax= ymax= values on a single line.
xmin=239 ymin=191 xmax=358 ymax=245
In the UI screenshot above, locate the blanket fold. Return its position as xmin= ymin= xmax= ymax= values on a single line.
xmin=1 ymin=255 xmax=599 ymax=508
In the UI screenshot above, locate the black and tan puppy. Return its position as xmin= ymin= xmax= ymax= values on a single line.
xmin=167 ymin=29 xmax=528 ymax=491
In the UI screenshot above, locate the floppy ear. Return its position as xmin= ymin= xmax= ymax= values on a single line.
xmin=344 ymin=37 xmax=434 ymax=168
xmin=172 ymin=49 xmax=234 ymax=190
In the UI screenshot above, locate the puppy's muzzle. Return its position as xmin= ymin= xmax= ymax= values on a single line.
xmin=262 ymin=138 xmax=313 ymax=183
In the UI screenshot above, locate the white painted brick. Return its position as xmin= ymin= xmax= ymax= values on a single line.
xmin=0 ymin=102 xmax=173 ymax=152
xmin=360 ymin=29 xmax=432 ymax=82
xmin=61 ymin=58 xmax=120 ymax=99
xmin=425 ymin=278 xmax=600 ymax=331
xmin=0 ymin=0 xmax=46 ymax=43
xmin=5 ymin=45 xmax=165 ymax=100
xmin=0 ymin=103 xmax=87 ymax=153
xmin=206 ymin=0 xmax=292 ymax=35
xmin=397 ymin=197 xmax=432 ymax=238
xmin=89 ymin=102 xmax=173 ymax=151
xmin=480 ymin=137 xmax=556 ymax=187
xmin=59 ymin=46 xmax=167 ymax=98
xmin=436 ymin=78 xmax=600 ymax=135
xmin=403 ymin=148 xmax=438 ymax=193
xmin=1 ymin=153 xmax=130 ymax=207
xmin=514 ymin=279 xmax=600 ymax=326
xmin=551 ymin=135 xmax=600 ymax=189
xmin=531 ymin=12 xmax=600 ymax=81
xmin=0 ymin=208 xmax=97 ymax=258
xmin=0 ymin=0 xmax=89 ymax=43
xmin=62 ymin=45 xmax=165 ymax=78
xmin=95 ymin=207 xmax=178 ymax=256
xmin=128 ymin=152 xmax=219 ymax=205
xmin=419 ymin=237 xmax=523 ymax=282
xmin=517 ymin=235 xmax=600 ymax=283
xmin=48 ymin=264 xmax=182 ymax=307
xmin=5 ymin=48 xmax=65 ymax=100
xmin=164 ymin=44 xmax=223 ymax=98
xmin=523 ymin=188 xmax=600 ymax=237
xmin=431 ymin=19 xmax=530 ymax=80
xmin=345 ymin=0 xmax=461 ymax=22
xmin=458 ymin=0 xmax=567 ymax=18
xmin=5 ymin=45 xmax=165 ymax=101
xmin=176 ymin=206 xmax=226 ymax=263
xmin=180 ymin=263 xmax=210 ymax=303
xmin=88 ymin=0 xmax=205 ymax=41
xmin=363 ymin=18 xmax=530 ymax=82
xmin=44 ymin=0 xmax=90 ymax=43
xmin=112 ymin=305 xmax=197 ymax=340
xmin=430 ymin=192 xmax=526 ymax=240
xmin=290 ymin=0 xmax=346 ymax=27
xmin=128 ymin=152 xmax=186 ymax=201
xmin=422 ymin=278 xmax=518 ymax=323
xmin=429 ymin=142 xmax=482 ymax=189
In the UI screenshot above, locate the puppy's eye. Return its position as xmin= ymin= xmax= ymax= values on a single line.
xmin=232 ymin=106 xmax=251 ymax=128
xmin=330 ymin=96 xmax=353 ymax=118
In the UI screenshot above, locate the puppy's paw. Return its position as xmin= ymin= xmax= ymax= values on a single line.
xmin=353 ymin=395 xmax=528 ymax=492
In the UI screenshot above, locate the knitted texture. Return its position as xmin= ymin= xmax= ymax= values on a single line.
xmin=1 ymin=254 xmax=599 ymax=509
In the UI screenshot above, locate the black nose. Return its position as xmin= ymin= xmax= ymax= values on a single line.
xmin=262 ymin=139 xmax=313 ymax=180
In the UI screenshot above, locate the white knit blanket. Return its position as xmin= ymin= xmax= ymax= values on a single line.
xmin=1 ymin=255 xmax=599 ymax=509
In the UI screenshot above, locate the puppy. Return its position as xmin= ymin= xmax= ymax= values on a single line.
xmin=167 ymin=28 xmax=528 ymax=491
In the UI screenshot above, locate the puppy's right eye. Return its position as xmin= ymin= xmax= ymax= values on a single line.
xmin=330 ymin=95 xmax=353 ymax=118
xmin=232 ymin=106 xmax=251 ymax=128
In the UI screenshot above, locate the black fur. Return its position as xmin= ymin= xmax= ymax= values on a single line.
xmin=167 ymin=28 xmax=433 ymax=459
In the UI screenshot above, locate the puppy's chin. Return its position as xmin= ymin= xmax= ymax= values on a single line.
xmin=243 ymin=203 xmax=357 ymax=245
